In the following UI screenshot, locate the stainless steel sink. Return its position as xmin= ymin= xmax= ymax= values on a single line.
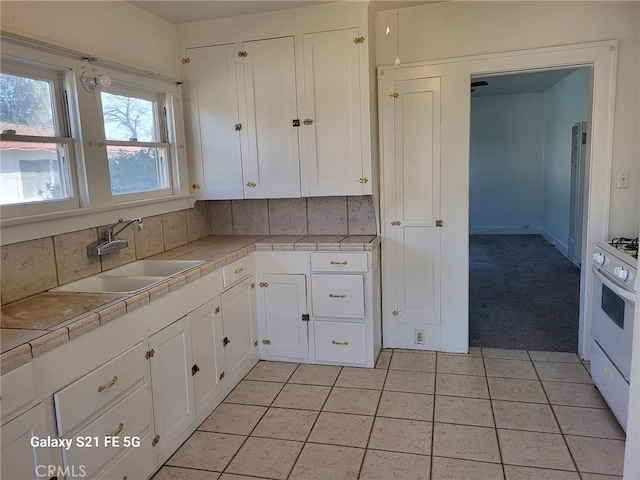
xmin=51 ymin=260 xmax=205 ymax=294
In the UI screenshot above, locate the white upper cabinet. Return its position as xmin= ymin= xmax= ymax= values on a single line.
xmin=185 ymin=44 xmax=243 ymax=199
xmin=240 ymin=36 xmax=301 ymax=198
xmin=180 ymin=3 xmax=376 ymax=200
xmin=300 ymin=28 xmax=366 ymax=196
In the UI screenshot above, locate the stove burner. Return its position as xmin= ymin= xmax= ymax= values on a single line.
xmin=611 ymin=237 xmax=639 ymax=259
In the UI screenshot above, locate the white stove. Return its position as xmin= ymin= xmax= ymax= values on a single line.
xmin=591 ymin=237 xmax=637 ymax=431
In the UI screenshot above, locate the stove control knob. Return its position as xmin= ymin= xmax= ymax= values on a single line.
xmin=614 ymin=266 xmax=629 ymax=280
xmin=593 ymin=252 xmax=605 ymax=265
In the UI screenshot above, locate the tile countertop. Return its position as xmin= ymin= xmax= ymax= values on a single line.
xmin=0 ymin=234 xmax=379 ymax=375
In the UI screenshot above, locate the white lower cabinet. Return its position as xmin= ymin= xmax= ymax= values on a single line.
xmin=1 ymin=402 xmax=57 ymax=480
xmin=258 ymin=273 xmax=309 ymax=360
xmin=256 ymin=249 xmax=381 ymax=368
xmin=150 ymin=275 xmax=257 ymax=463
xmin=148 ymin=314 xmax=196 ymax=461
xmin=220 ymin=276 xmax=259 ymax=387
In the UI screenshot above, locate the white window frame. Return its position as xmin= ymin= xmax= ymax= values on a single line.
xmin=0 ymin=36 xmax=194 ymax=246
xmin=98 ymin=83 xmax=173 ymax=202
xmin=0 ymin=60 xmax=80 ymax=217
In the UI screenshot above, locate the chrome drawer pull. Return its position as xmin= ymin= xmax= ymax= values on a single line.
xmin=235 ymin=267 xmax=244 ymax=274
xmin=329 ymin=294 xmax=346 ymax=298
xmin=98 ymin=375 xmax=118 ymax=392
xmin=109 ymin=422 xmax=124 ymax=437
xmin=330 ymin=261 xmax=348 ymax=265
xmin=331 ymin=340 xmax=349 ymax=346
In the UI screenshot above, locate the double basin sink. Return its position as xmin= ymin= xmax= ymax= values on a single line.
xmin=51 ymin=260 xmax=205 ymax=294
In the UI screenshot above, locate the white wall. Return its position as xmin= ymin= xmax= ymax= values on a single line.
xmin=542 ymin=68 xmax=592 ymax=251
xmin=375 ymin=1 xmax=639 ymax=238
xmin=469 ymin=93 xmax=546 ymax=234
xmin=0 ymin=1 xmax=180 ymax=78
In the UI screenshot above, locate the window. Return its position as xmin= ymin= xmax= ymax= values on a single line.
xmin=99 ymin=86 xmax=171 ymax=200
xmin=0 ymin=63 xmax=77 ymax=214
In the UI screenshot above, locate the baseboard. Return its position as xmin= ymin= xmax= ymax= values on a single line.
xmin=541 ymin=230 xmax=569 ymax=257
xmin=469 ymin=226 xmax=543 ymax=235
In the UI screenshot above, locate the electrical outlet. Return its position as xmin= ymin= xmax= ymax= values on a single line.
xmin=414 ymin=329 xmax=425 ymax=345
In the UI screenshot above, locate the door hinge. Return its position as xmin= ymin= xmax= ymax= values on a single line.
xmin=254 ymin=340 xmax=258 ymax=347
xmin=223 ymin=337 xmax=230 ymax=347
xmin=246 ymin=181 xmax=257 ymax=188
xmin=192 ymin=364 xmax=200 ymax=376
xmin=191 ymin=183 xmax=201 ymax=190
xmin=181 ymin=57 xmax=191 ymax=64
xmin=234 ymin=123 xmax=242 ymax=131
xmin=292 ymin=119 xmax=301 ymax=127
xmin=215 ymin=306 xmax=221 ymax=314
xmin=251 ymin=283 xmax=255 ymax=289
xmin=151 ymin=434 xmax=161 ymax=447
xmin=390 ymin=220 xmax=401 ymax=226
xmin=219 ymin=371 xmax=225 ymax=380
xmin=392 ymin=310 xmax=402 ymax=316
xmin=259 ymin=282 xmax=269 ymax=288
xmin=238 ymin=51 xmax=248 ymax=57
xmin=353 ymin=36 xmax=365 ymax=44
xmin=145 ymin=349 xmax=155 ymax=360
xmin=302 ymin=314 xmax=310 ymax=322
xmin=435 ymin=219 xmax=443 ymax=227
xmin=262 ymin=339 xmax=272 ymax=345
xmin=358 ymin=177 xmax=369 ymax=184
xmin=389 ymin=92 xmax=399 ymax=99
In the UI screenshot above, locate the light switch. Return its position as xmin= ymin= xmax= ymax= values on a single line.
xmin=616 ymin=170 xmax=630 ymax=189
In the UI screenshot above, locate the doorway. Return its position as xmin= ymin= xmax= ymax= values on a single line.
xmin=468 ymin=68 xmax=592 ymax=352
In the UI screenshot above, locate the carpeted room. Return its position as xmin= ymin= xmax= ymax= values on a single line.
xmin=468 ymin=68 xmax=591 ymax=352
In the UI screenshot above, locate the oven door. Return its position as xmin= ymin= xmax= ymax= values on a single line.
xmin=591 ymin=265 xmax=635 ymax=381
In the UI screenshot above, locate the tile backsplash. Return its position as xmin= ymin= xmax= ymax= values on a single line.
xmin=209 ymin=196 xmax=377 ymax=236
xmin=1 ymin=196 xmax=377 ymax=305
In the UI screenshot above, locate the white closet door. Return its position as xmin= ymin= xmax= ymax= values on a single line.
xmin=382 ymin=77 xmax=442 ymax=350
xmin=241 ymin=36 xmax=300 ymax=198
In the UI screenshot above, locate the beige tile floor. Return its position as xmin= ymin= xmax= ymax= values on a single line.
xmin=153 ymin=348 xmax=626 ymax=480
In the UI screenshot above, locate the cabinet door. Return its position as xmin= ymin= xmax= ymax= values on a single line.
xmin=240 ymin=36 xmax=300 ymax=198
xmin=1 ymin=403 xmax=56 ymax=480
xmin=191 ymin=297 xmax=226 ymax=417
xmin=221 ymin=277 xmax=258 ymax=388
xmin=300 ymin=28 xmax=365 ymax=196
xmin=149 ymin=316 xmax=195 ymax=457
xmin=185 ymin=43 xmax=243 ymax=199
xmin=258 ymin=274 xmax=309 ymax=359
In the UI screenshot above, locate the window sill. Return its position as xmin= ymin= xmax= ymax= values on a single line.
xmin=1 ymin=194 xmax=196 ymax=246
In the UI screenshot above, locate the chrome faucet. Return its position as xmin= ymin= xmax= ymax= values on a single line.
xmin=87 ymin=217 xmax=145 ymax=256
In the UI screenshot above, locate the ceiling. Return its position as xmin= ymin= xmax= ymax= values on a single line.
xmin=471 ymin=69 xmax=580 ymax=97
xmin=127 ymin=1 xmax=434 ymax=25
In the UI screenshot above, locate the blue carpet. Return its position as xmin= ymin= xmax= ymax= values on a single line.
xmin=469 ymin=234 xmax=580 ymax=352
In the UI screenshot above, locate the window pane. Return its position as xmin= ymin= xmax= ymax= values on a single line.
xmin=101 ymin=91 xmax=158 ymax=142
xmin=107 ymin=145 xmax=168 ymax=195
xmin=0 ymin=141 xmax=70 ymax=204
xmin=0 ymin=72 xmax=56 ymax=136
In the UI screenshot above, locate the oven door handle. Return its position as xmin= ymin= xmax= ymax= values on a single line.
xmin=592 ymin=265 xmax=636 ymax=303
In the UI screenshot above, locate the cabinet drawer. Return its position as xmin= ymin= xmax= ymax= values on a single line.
xmin=96 ymin=429 xmax=155 ymax=480
xmin=54 ymin=342 xmax=148 ymax=436
xmin=63 ymin=383 xmax=153 ymax=479
xmin=310 ymin=253 xmax=368 ymax=273
xmin=312 ymin=274 xmax=364 ymax=318
xmin=314 ymin=321 xmax=367 ymax=365
xmin=1 ymin=363 xmax=35 ymax=423
xmin=223 ymin=257 xmax=253 ymax=287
